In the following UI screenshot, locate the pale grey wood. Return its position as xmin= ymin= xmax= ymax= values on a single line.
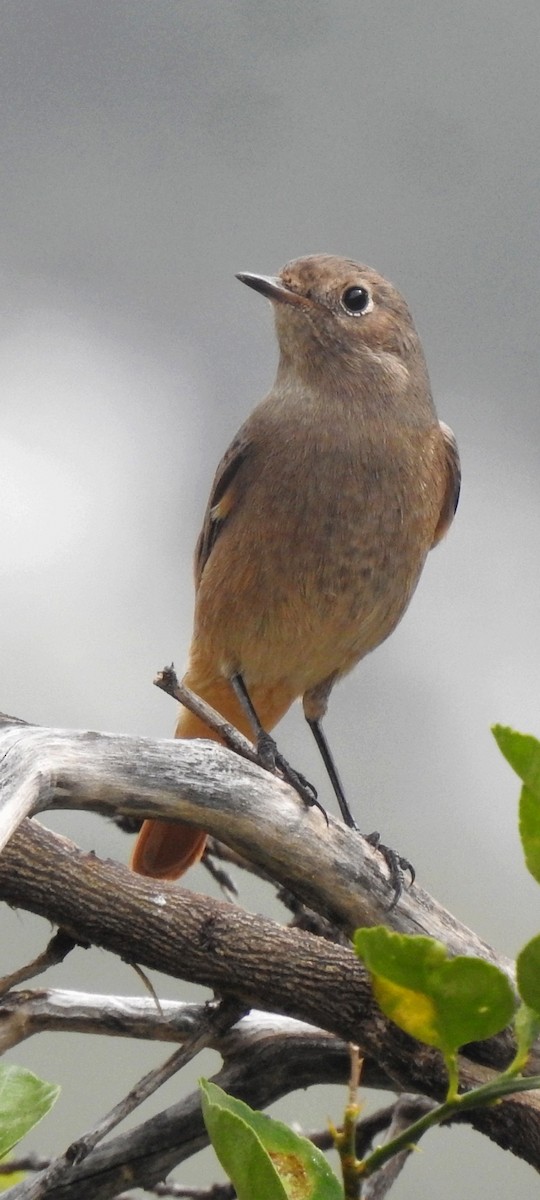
xmin=0 ymin=717 xmax=512 ymax=965
xmin=0 ymin=987 xmax=341 ymax=1056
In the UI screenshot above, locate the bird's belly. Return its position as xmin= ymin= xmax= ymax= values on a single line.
xmin=194 ymin=503 xmax=429 ymax=695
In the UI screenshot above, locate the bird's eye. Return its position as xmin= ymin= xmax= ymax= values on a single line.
xmin=340 ymin=285 xmax=372 ymax=315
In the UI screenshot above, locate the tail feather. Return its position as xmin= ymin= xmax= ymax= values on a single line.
xmin=130 ymin=672 xmax=294 ymax=880
xmin=130 ymin=818 xmax=207 ymax=879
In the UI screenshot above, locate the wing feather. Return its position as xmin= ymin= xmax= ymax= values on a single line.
xmin=432 ymin=421 xmax=461 ymax=547
xmin=194 ymin=435 xmax=251 ymax=585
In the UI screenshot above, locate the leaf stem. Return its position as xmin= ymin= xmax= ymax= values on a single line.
xmin=359 ymin=1073 xmax=540 ymax=1180
xmin=335 ymin=1045 xmax=362 ymax=1199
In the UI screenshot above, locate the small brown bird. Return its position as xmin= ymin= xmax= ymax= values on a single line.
xmin=131 ymin=254 xmax=460 ymax=881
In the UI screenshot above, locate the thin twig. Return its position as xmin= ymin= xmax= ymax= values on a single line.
xmin=124 ymin=961 xmax=164 ymax=1015
xmin=361 ymin=1094 xmax=437 ymax=1200
xmin=200 ymin=848 xmax=239 ymax=900
xmin=64 ymin=996 xmax=246 ymax=1162
xmin=303 ymin=1104 xmax=400 ymax=1157
xmin=154 ymin=666 xmax=258 ymax=764
xmin=0 ymin=930 xmax=78 ymax=998
xmin=0 ymin=1157 xmax=50 ymax=1175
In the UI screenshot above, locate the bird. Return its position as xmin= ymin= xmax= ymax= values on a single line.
xmin=131 ymin=254 xmax=460 ymax=883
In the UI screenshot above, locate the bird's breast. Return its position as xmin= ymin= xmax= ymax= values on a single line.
xmin=193 ymin=419 xmax=444 ymax=691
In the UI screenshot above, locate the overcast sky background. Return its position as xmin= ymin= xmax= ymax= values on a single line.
xmin=1 ymin=2 xmax=539 ymax=1196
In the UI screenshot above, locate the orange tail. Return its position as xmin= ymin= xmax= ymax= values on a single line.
xmin=130 ymin=671 xmax=295 ymax=880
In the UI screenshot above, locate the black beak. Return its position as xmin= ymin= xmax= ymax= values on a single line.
xmin=236 ymin=272 xmax=306 ymax=307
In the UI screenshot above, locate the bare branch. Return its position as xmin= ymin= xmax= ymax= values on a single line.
xmin=154 ymin=667 xmax=258 ymax=765
xmin=0 ymin=819 xmax=520 ymax=1073
xmin=0 ymin=989 xmax=201 ymax=1052
xmin=1 ymin=715 xmax=539 ymax=1195
xmin=0 ymin=718 xmax=516 ymax=951
xmin=0 ymin=990 xmax=347 ymax=1057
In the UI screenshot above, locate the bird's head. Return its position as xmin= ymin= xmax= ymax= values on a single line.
xmin=237 ymin=254 xmax=424 ymax=389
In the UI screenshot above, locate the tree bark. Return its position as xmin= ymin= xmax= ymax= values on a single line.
xmin=0 ymin=716 xmax=538 ymax=1196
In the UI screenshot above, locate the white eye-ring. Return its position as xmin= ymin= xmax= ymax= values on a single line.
xmin=340 ymin=285 xmax=373 ymax=316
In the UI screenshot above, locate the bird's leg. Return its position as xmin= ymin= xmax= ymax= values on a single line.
xmin=306 ymin=714 xmax=414 ymax=909
xmin=229 ymin=673 xmax=327 ymax=819
xmin=305 ymin=717 xmax=358 ymax=828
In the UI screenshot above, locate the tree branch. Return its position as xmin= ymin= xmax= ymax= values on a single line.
xmin=1 ymin=715 xmax=539 ymax=1195
xmin=0 ymin=818 xmax=539 ymax=1191
xmin=0 ymin=718 xmax=516 ymax=954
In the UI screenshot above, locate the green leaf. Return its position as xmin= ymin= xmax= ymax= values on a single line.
xmin=354 ymin=928 xmax=515 ymax=1058
xmin=492 ymin=726 xmax=540 ymax=883
xmin=492 ymin=726 xmax=540 ymax=795
xmin=519 ymin=786 xmax=540 ymax=885
xmin=200 ymin=1080 xmax=342 ymax=1200
xmin=512 ymin=1002 xmax=540 ymax=1073
xmin=517 ymin=936 xmax=540 ymax=1015
xmin=0 ymin=1064 xmax=60 ymax=1158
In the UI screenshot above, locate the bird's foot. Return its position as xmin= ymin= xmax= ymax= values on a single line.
xmin=256 ymin=732 xmax=329 ymax=824
xmin=363 ymin=830 xmax=415 ymax=910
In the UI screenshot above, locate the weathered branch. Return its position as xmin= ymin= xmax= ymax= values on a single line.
xmin=0 ymin=989 xmax=346 ymax=1057
xmin=1 ymin=715 xmax=539 ymax=1196
xmin=0 ymin=718 xmax=514 ymax=954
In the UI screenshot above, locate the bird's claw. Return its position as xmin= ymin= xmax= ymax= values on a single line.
xmin=364 ymin=830 xmax=415 ymax=910
xmin=256 ymin=732 xmax=328 ymax=824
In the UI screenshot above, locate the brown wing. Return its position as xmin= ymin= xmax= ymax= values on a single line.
xmin=194 ymin=433 xmax=252 ymax=586
xmin=432 ymin=421 xmax=461 ymax=547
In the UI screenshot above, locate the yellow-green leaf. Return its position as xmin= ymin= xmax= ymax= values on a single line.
xmin=354 ymin=927 xmax=515 ymax=1057
xmin=0 ymin=1154 xmax=26 ymax=1191
xmin=200 ymin=1080 xmax=341 ymax=1200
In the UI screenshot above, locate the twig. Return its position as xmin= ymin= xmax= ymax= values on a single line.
xmin=361 ymin=1095 xmax=437 ymax=1199
xmin=337 ymin=1044 xmax=363 ymax=1199
xmin=124 ymin=961 xmax=164 ymax=1015
xmin=154 ymin=666 xmax=258 ymax=765
xmin=0 ymin=1157 xmax=50 ymax=1175
xmin=302 ymin=1104 xmax=400 ymax=1157
xmin=66 ymin=996 xmax=246 ymax=1162
xmin=200 ymin=846 xmax=239 ymax=900
xmin=0 ymin=929 xmax=78 ymax=998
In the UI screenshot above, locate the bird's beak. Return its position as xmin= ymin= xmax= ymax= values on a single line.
xmin=236 ymin=272 xmax=306 ymax=307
